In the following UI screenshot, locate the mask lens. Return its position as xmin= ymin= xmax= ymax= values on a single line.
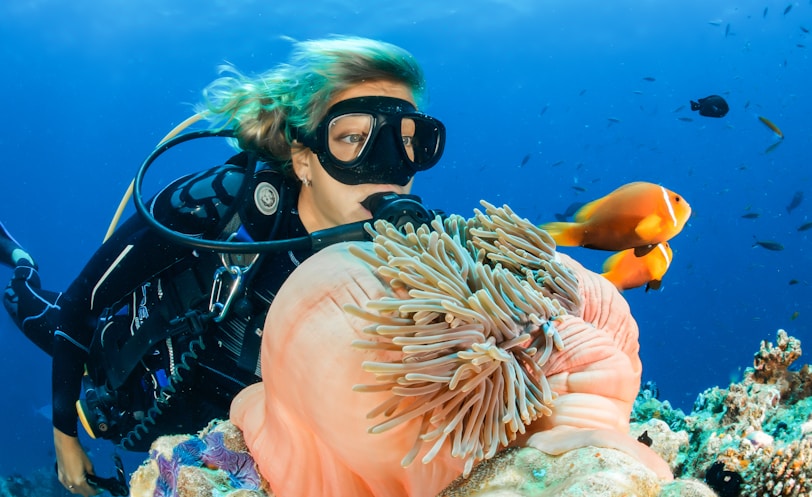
xmin=327 ymin=113 xmax=374 ymax=164
xmin=407 ymin=116 xmax=443 ymax=169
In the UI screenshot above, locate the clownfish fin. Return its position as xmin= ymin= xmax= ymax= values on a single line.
xmin=601 ymin=251 xmax=625 ymax=273
xmin=538 ymin=221 xmax=583 ymax=247
xmin=600 ymin=252 xmax=627 ymax=291
xmin=633 ymin=244 xmax=656 ymax=257
xmin=645 ymin=279 xmax=663 ymax=292
xmin=634 ymin=214 xmax=664 ymax=241
xmin=572 ymin=197 xmax=605 ymax=222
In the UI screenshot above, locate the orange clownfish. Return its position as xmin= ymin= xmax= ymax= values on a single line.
xmin=601 ymin=242 xmax=673 ymax=292
xmin=539 ymin=181 xmax=691 ymax=254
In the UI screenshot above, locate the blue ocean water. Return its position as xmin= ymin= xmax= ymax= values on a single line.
xmin=0 ymin=0 xmax=809 ymax=480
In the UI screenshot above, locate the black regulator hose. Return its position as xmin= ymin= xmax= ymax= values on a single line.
xmin=132 ymin=130 xmax=440 ymax=254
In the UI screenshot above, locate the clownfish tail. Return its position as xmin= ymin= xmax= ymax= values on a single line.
xmin=538 ymin=222 xmax=583 ymax=247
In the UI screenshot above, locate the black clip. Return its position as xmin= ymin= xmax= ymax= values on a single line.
xmin=86 ymin=453 xmax=129 ymax=496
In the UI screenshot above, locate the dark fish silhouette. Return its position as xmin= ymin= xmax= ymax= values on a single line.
xmin=637 ymin=430 xmax=653 ymax=446
xmin=520 ymin=154 xmax=531 ymax=167
xmin=642 ymin=76 xmax=656 ymax=82
xmin=561 ymin=201 xmax=586 ymax=219
xmin=798 ymin=221 xmax=812 ymax=231
xmin=690 ymin=95 xmax=729 ymax=118
xmin=741 ymin=212 xmax=760 ymax=219
xmin=764 ymin=140 xmax=784 ymax=155
xmin=787 ymin=191 xmax=803 ymax=213
xmin=677 ymin=117 xmax=694 ymax=122
xmin=554 ymin=202 xmax=588 ymax=222
xmin=802 ymin=26 xmax=810 ymax=33
xmin=763 ymin=7 xmax=768 ymax=18
xmin=784 ymin=4 xmax=793 ymax=15
xmin=753 ymin=239 xmax=785 ymax=251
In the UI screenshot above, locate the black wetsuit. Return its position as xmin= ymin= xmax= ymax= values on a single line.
xmin=4 ymin=153 xmax=312 ymax=450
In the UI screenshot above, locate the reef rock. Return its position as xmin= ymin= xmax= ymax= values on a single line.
xmin=439 ymin=444 xmax=714 ymax=497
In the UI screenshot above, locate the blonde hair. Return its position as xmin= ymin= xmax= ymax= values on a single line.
xmin=199 ymin=36 xmax=427 ymax=174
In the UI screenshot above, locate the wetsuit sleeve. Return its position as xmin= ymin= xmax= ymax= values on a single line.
xmin=52 ymin=164 xmax=248 ymax=436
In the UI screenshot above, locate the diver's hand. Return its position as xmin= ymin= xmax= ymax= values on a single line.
xmin=54 ymin=428 xmax=100 ymax=496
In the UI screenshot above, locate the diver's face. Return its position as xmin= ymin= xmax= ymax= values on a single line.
xmin=293 ymin=80 xmax=416 ymax=233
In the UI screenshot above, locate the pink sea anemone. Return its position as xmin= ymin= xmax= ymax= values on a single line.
xmin=231 ymin=202 xmax=671 ymax=496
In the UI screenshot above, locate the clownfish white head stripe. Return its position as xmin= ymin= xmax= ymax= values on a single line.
xmin=660 ymin=185 xmax=678 ymax=227
xmin=656 ymin=242 xmax=672 ymax=268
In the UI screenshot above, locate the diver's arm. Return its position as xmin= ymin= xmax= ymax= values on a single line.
xmin=54 ymin=428 xmax=98 ymax=496
xmin=51 ymin=313 xmax=97 ymax=495
xmin=51 ymin=329 xmax=90 ymax=437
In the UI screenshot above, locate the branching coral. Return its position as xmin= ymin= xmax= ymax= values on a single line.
xmin=345 ymin=202 xmax=581 ymax=475
xmin=752 ymin=330 xmax=802 ymax=383
xmin=747 ymin=437 xmax=812 ymax=496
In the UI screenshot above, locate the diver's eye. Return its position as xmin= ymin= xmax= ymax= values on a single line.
xmin=340 ymin=133 xmax=367 ymax=144
xmin=402 ymin=136 xmax=413 ymax=147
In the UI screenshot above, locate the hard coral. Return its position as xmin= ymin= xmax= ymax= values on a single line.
xmin=745 ymin=438 xmax=812 ymax=496
xmin=752 ymin=329 xmax=802 ymax=384
xmin=644 ymin=330 xmax=812 ymax=496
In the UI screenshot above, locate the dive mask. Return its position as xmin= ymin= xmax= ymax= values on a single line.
xmin=295 ymin=96 xmax=446 ymax=186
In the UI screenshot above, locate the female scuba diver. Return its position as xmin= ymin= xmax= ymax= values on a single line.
xmin=0 ymin=36 xmax=445 ymax=496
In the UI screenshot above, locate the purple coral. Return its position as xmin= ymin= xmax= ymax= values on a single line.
xmin=173 ymin=437 xmax=207 ymax=465
xmin=153 ymin=452 xmax=181 ymax=497
xmin=200 ymin=431 xmax=262 ymax=489
xmin=149 ymin=427 xmax=262 ymax=496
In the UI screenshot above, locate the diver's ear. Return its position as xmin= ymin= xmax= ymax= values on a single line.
xmin=290 ymin=144 xmax=312 ymax=182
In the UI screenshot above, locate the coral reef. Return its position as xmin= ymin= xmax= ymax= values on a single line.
xmin=0 ymin=467 xmax=64 ymax=497
xmin=129 ymin=419 xmax=269 ymax=497
xmin=631 ymin=329 xmax=812 ymax=496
